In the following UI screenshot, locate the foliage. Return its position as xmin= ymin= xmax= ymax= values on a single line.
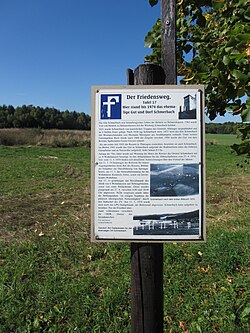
xmin=0 ymin=104 xmax=91 ymax=130
xmin=232 ymin=123 xmax=250 ymax=156
xmin=146 ymin=0 xmax=250 ymax=155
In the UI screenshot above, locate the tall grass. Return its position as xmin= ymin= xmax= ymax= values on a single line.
xmin=0 ymin=128 xmax=90 ymax=147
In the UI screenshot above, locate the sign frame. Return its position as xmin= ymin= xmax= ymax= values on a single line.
xmin=91 ymin=85 xmax=206 ymax=242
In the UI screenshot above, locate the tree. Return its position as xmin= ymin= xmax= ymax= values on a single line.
xmin=0 ymin=105 xmax=91 ymax=130
xmin=76 ymin=112 xmax=90 ymax=130
xmin=145 ymin=0 xmax=250 ymax=156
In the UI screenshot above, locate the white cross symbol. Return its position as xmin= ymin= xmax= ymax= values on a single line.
xmin=103 ymin=96 xmax=120 ymax=118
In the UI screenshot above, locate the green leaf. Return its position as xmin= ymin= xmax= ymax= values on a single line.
xmin=212 ymin=0 xmax=225 ymax=10
xmin=236 ymin=87 xmax=247 ymax=98
xmin=225 ymin=46 xmax=233 ymax=53
xmin=231 ymin=141 xmax=250 ymax=156
xmin=211 ymin=69 xmax=220 ymax=77
xmin=232 ymin=69 xmax=242 ymax=79
xmin=196 ymin=14 xmax=206 ymax=28
xmin=237 ymin=34 xmax=250 ymax=42
xmin=232 ymin=70 xmax=249 ymax=82
xmin=34 ymin=317 xmax=40 ymax=328
xmin=240 ymin=306 xmax=250 ymax=319
xmin=149 ymin=0 xmax=158 ymax=7
xmin=223 ymin=55 xmax=230 ymax=65
xmin=244 ymin=7 xmax=250 ymax=20
xmin=191 ymin=321 xmax=202 ymax=333
xmin=144 ymin=33 xmax=155 ymax=48
xmin=241 ymin=107 xmax=250 ymax=123
xmin=184 ymin=44 xmax=192 ymax=54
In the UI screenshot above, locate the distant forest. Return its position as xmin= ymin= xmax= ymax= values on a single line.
xmin=0 ymin=104 xmax=239 ymax=133
xmin=205 ymin=122 xmax=238 ymax=134
xmin=0 ymin=105 xmax=90 ymax=130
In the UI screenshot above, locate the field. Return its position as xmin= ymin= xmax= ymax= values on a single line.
xmin=0 ymin=131 xmax=249 ymax=332
xmin=0 ymin=128 xmax=90 ymax=147
xmin=206 ymin=133 xmax=240 ymax=146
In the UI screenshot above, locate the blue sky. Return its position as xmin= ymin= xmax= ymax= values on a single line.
xmin=0 ymin=0 xmax=241 ymax=122
xmin=0 ymin=0 xmax=160 ymax=115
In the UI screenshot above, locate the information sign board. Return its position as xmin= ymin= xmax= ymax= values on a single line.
xmin=91 ymin=85 xmax=205 ymax=242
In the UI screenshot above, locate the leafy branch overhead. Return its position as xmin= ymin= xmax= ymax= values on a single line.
xmin=146 ymin=0 xmax=249 ymax=121
xmin=146 ymin=0 xmax=250 ymax=156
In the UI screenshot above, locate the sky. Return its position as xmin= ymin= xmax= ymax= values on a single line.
xmin=0 ymin=0 xmax=241 ymax=122
xmin=0 ymin=0 xmax=160 ymax=115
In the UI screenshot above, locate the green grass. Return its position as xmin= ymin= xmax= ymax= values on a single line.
xmin=0 ymin=144 xmax=249 ymax=333
xmin=206 ymin=133 xmax=240 ymax=146
xmin=0 ymin=146 xmax=90 ymax=197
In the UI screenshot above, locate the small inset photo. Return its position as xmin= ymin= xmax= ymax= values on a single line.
xmin=150 ymin=163 xmax=199 ymax=197
xmin=179 ymin=94 xmax=197 ymax=119
xmin=133 ymin=209 xmax=200 ymax=236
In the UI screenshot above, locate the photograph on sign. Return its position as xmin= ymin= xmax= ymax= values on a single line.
xmin=91 ymin=85 xmax=205 ymax=242
xmin=150 ymin=163 xmax=199 ymax=197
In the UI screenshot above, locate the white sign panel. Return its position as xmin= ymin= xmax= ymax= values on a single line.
xmin=91 ymin=85 xmax=205 ymax=242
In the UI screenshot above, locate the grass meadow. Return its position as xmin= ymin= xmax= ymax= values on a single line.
xmin=206 ymin=133 xmax=240 ymax=146
xmin=0 ymin=130 xmax=249 ymax=332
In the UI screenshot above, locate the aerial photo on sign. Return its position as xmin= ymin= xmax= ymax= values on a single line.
xmin=150 ymin=163 xmax=199 ymax=197
xmin=91 ymin=85 xmax=205 ymax=242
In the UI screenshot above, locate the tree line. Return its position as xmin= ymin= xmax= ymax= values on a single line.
xmin=0 ymin=104 xmax=241 ymax=135
xmin=205 ymin=122 xmax=238 ymax=134
xmin=0 ymin=105 xmax=90 ymax=130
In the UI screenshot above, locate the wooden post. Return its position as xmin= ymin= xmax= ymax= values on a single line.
xmin=129 ymin=64 xmax=165 ymax=333
xmin=129 ymin=2 xmax=177 ymax=330
xmin=161 ymin=0 xmax=177 ymax=84
xmin=131 ymin=242 xmax=164 ymax=333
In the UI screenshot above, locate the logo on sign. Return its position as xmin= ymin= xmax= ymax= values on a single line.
xmin=100 ymin=94 xmax=122 ymax=119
